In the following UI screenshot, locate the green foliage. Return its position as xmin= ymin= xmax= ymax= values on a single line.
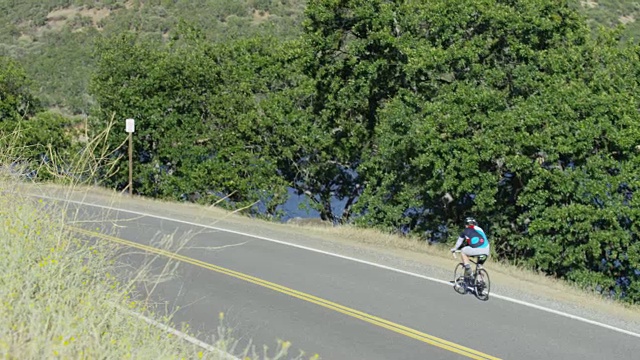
xmin=0 ymin=56 xmax=39 ymax=121
xmin=0 ymin=0 xmax=636 ymax=115
xmin=90 ymin=29 xmax=311 ymax=218
xmin=356 ymin=0 xmax=589 ymax=229
xmin=0 ymin=57 xmax=83 ymax=181
xmin=514 ymin=32 xmax=640 ymax=300
xmin=4 ymin=0 xmax=640 ymax=303
xmin=352 ymin=0 xmax=640 ymax=302
xmin=11 ymin=111 xmax=84 ymax=180
xmin=299 ymin=0 xmax=409 ymax=222
xmin=0 ymin=0 xmax=307 ymax=114
xmin=19 ymin=28 xmax=99 ymax=114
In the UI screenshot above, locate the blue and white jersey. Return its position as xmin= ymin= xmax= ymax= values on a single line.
xmin=460 ymin=225 xmax=489 ymax=249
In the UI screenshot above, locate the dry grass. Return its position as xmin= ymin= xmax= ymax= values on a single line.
xmin=581 ymin=0 xmax=599 ymax=9
xmin=0 ymin=121 xmax=317 ymax=359
xmin=252 ymin=10 xmax=272 ymax=24
xmin=0 ymin=184 xmax=218 ymax=358
xmin=620 ymin=15 xmax=636 ymax=24
xmin=0 ymin=182 xmax=321 ymax=359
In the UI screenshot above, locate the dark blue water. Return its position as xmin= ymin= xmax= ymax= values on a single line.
xmin=276 ymin=187 xmax=349 ymax=222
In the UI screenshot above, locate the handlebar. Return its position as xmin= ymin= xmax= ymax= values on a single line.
xmin=452 ymin=250 xmax=461 ymax=259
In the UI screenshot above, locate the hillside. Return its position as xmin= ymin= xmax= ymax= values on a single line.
xmin=578 ymin=0 xmax=640 ymax=34
xmin=0 ymin=0 xmax=637 ymax=114
xmin=0 ymin=0 xmax=638 ymax=115
xmin=0 ymin=0 xmax=306 ymax=114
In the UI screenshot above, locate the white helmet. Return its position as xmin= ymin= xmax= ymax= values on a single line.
xmin=464 ymin=217 xmax=478 ymax=226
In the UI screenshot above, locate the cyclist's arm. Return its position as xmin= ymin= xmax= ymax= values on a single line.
xmin=452 ymin=236 xmax=465 ymax=251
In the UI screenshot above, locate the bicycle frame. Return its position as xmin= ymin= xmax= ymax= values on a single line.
xmin=452 ymin=250 xmax=490 ymax=300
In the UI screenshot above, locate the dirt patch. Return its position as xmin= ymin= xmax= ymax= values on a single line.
xmin=45 ymin=6 xmax=112 ymax=31
xmin=620 ymin=15 xmax=636 ymax=25
xmin=45 ymin=8 xmax=75 ymax=31
xmin=252 ymin=10 xmax=271 ymax=24
xmin=580 ymin=0 xmax=599 ymax=8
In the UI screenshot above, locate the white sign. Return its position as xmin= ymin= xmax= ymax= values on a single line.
xmin=125 ymin=118 xmax=135 ymax=133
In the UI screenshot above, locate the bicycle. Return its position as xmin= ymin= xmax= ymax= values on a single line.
xmin=452 ymin=250 xmax=491 ymax=301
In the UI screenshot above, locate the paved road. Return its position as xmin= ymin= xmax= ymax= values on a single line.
xmin=47 ymin=196 xmax=640 ymax=359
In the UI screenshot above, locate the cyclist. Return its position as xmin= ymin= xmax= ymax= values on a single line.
xmin=451 ymin=217 xmax=490 ymax=286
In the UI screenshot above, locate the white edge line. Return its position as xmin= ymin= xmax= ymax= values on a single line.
xmin=38 ymin=194 xmax=640 ymax=340
xmin=116 ymin=305 xmax=241 ymax=360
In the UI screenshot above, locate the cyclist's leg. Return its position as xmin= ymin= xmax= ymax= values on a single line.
xmin=461 ymin=247 xmax=489 ymax=277
xmin=462 ymin=247 xmax=490 ymax=288
xmin=460 ymin=251 xmax=470 ymax=266
xmin=459 ymin=246 xmax=475 ymax=283
xmin=461 ymin=246 xmax=490 ymax=259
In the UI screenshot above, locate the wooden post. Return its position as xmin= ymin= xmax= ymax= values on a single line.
xmin=125 ymin=118 xmax=135 ymax=197
xmin=128 ymin=132 xmax=133 ymax=197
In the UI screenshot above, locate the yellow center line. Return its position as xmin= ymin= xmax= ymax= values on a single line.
xmin=69 ymin=226 xmax=501 ymax=360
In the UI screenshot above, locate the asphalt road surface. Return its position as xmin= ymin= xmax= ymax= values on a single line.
xmin=41 ymin=195 xmax=640 ymax=360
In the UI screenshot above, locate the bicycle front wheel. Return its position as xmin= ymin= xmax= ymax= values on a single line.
xmin=453 ymin=263 xmax=467 ymax=295
xmin=474 ymin=268 xmax=490 ymax=301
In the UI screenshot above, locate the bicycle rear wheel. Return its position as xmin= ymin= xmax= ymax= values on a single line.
xmin=453 ymin=263 xmax=467 ymax=295
xmin=474 ymin=268 xmax=490 ymax=301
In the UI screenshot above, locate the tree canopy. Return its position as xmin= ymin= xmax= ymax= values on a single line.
xmin=302 ymin=0 xmax=640 ymax=302
xmin=90 ymin=29 xmax=313 ymax=217
xmin=0 ymin=57 xmax=81 ymax=180
xmin=0 ymin=56 xmax=39 ymax=121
